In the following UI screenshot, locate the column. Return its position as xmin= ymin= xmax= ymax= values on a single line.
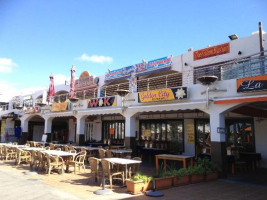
xmin=124 ymin=114 xmax=137 ymax=155
xmin=209 ymin=112 xmax=227 ymax=178
xmin=20 ymin=118 xmax=29 ymax=144
xmin=44 ymin=117 xmax=53 ymax=142
xmin=76 ymin=116 xmax=85 ymax=145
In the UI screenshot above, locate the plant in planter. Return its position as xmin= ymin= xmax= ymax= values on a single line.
xmin=197 ymin=158 xmax=219 ymax=181
xmin=154 ymin=170 xmax=175 ymax=190
xmin=126 ymin=172 xmax=152 ymax=194
xmin=188 ymin=165 xmax=205 ymax=184
xmin=173 ymin=168 xmax=190 ymax=186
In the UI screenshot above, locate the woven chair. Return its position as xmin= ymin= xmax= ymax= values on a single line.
xmin=15 ymin=148 xmax=31 ymax=166
xmin=30 ymin=150 xmax=38 ymax=169
xmin=45 ymin=153 xmax=65 ymax=175
xmin=67 ymin=151 xmax=86 ymax=174
xmin=105 ymin=150 xmax=113 ymax=158
xmin=49 ymin=143 xmax=55 ymax=150
xmin=3 ymin=146 xmax=16 ymax=161
xmin=45 ymin=146 xmax=50 ymax=150
xmin=0 ymin=145 xmax=4 ymax=160
xmin=98 ymin=149 xmax=106 ymax=159
xmin=56 ymin=148 xmax=61 ymax=151
xmin=88 ymin=157 xmax=102 ymax=184
xmin=35 ymin=151 xmax=45 ymax=171
xmin=64 ymin=145 xmax=69 ymax=152
xmin=128 ymin=157 xmax=141 ymax=178
xmin=101 ymin=159 xmax=124 ymax=189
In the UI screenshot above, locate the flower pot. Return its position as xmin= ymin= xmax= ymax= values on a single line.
xmin=173 ymin=175 xmax=190 ymax=186
xmin=190 ymin=174 xmax=205 ymax=184
xmin=205 ymin=171 xmax=218 ymax=181
xmin=126 ymin=179 xmax=152 ymax=194
xmin=154 ymin=176 xmax=173 ymax=190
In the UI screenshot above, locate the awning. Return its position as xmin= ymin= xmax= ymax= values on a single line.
xmin=77 ymin=107 xmax=123 ymax=115
xmin=214 ymin=95 xmax=267 ymax=104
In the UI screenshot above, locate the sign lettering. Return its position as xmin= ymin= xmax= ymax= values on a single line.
xmin=87 ymin=96 xmax=116 ymax=108
xmin=237 ymin=74 xmax=267 ymax=93
xmin=194 ymin=43 xmax=230 ymax=61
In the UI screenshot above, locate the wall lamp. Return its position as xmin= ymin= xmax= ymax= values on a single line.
xmin=238 ymin=51 xmax=242 ymax=55
xmin=184 ymin=62 xmax=188 ymax=66
xmin=228 ymin=34 xmax=238 ymax=40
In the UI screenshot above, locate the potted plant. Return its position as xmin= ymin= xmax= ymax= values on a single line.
xmin=188 ymin=165 xmax=205 ymax=184
xmin=126 ymin=172 xmax=152 ymax=194
xmin=154 ymin=170 xmax=174 ymax=190
xmin=173 ymin=168 xmax=190 ymax=186
xmin=197 ymin=158 xmax=219 ymax=181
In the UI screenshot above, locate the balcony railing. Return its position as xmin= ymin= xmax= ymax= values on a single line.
xmin=193 ymin=52 xmax=267 ymax=84
xmin=137 ymin=72 xmax=182 ymax=92
xmin=101 ymin=82 xmax=129 ymax=97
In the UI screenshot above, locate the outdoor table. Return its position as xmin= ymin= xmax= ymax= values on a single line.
xmin=104 ymin=157 xmax=142 ymax=181
xmin=20 ymin=147 xmax=45 ymax=151
xmin=155 ymin=154 xmax=194 ymax=174
xmin=111 ymin=149 xmax=132 ymax=157
xmin=43 ymin=150 xmax=77 ymax=172
xmin=109 ymin=145 xmax=125 ymax=149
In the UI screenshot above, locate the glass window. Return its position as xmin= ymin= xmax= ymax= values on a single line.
xmin=195 ymin=120 xmax=210 ymax=156
xmin=102 ymin=121 xmax=125 ymax=141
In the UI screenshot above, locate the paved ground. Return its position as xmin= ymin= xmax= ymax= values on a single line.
xmin=1 ymin=160 xmax=267 ymax=200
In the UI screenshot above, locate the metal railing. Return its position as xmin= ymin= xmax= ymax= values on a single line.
xmin=101 ymin=82 xmax=129 ymax=97
xmin=137 ymin=72 xmax=182 ymax=92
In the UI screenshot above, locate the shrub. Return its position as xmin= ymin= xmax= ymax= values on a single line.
xmin=131 ymin=172 xmax=152 ymax=183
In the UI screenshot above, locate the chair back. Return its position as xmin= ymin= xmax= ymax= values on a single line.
xmin=106 ymin=150 xmax=113 ymax=158
xmin=101 ymin=159 xmax=111 ymax=175
xmin=131 ymin=157 xmax=141 ymax=173
xmin=69 ymin=150 xmax=77 ymax=154
xmin=98 ymin=149 xmax=105 ymax=159
xmin=89 ymin=157 xmax=99 ymax=172
xmin=69 ymin=146 xmax=75 ymax=150
xmin=45 ymin=146 xmax=50 ymax=150
xmin=76 ymin=151 xmax=86 ymax=163
xmin=49 ymin=143 xmax=55 ymax=150
xmin=64 ymin=145 xmax=69 ymax=152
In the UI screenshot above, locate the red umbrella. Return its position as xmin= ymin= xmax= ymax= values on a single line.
xmin=47 ymin=73 xmax=55 ymax=103
xmin=69 ymin=65 xmax=76 ymax=98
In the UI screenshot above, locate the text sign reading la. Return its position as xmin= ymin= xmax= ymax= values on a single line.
xmin=237 ymin=74 xmax=267 ymax=93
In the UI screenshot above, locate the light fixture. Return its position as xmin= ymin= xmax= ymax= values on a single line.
xmin=115 ymin=89 xmax=130 ymax=97
xmin=68 ymin=97 xmax=79 ymax=103
xmin=197 ymin=75 xmax=218 ymax=85
xmin=184 ymin=62 xmax=188 ymax=66
xmin=15 ymin=105 xmax=23 ymax=110
xmin=228 ymin=34 xmax=238 ymax=40
xmin=238 ymin=51 xmax=242 ymax=55
xmin=37 ymin=103 xmax=47 ymax=107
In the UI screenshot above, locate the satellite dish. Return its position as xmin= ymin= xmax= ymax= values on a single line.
xmin=94 ymin=77 xmax=99 ymax=84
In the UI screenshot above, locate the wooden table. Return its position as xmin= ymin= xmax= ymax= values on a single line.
xmin=155 ymin=154 xmax=194 ymax=174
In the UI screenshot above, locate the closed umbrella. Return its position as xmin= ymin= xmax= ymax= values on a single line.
xmin=47 ymin=73 xmax=55 ymax=103
xmin=69 ymin=65 xmax=76 ymax=98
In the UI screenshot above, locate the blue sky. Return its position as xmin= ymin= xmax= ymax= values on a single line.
xmin=0 ymin=0 xmax=266 ymax=101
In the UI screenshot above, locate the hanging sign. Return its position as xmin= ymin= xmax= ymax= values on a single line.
xmin=24 ymin=106 xmax=40 ymax=114
xmin=144 ymin=129 xmax=151 ymax=137
xmin=105 ymin=56 xmax=172 ymax=81
xmin=109 ymin=128 xmax=115 ymax=135
xmin=193 ymin=43 xmax=230 ymax=61
xmin=75 ymin=71 xmax=98 ymax=91
xmin=237 ymin=74 xmax=267 ymax=93
xmin=186 ymin=123 xmax=195 ymax=144
xmin=51 ymin=102 xmax=68 ymax=112
xmin=87 ymin=96 xmax=117 ymax=108
xmin=138 ymin=87 xmax=188 ymax=103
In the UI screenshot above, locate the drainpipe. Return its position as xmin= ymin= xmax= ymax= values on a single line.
xmin=206 ymin=86 xmax=210 ymax=108
xmin=259 ymin=22 xmax=264 ymax=56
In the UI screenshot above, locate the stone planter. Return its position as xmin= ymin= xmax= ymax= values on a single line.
xmin=154 ymin=176 xmax=173 ymax=190
xmin=190 ymin=174 xmax=205 ymax=184
xmin=205 ymin=171 xmax=219 ymax=181
xmin=126 ymin=179 xmax=152 ymax=194
xmin=173 ymin=174 xmax=190 ymax=186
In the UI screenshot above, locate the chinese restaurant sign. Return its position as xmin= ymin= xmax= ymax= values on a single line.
xmin=87 ymin=96 xmax=116 ymax=108
xmin=138 ymin=87 xmax=188 ymax=103
xmin=193 ymin=43 xmax=230 ymax=61
xmin=237 ymin=74 xmax=267 ymax=93
xmin=105 ymin=56 xmax=172 ymax=81
xmin=51 ymin=102 xmax=68 ymax=112
xmin=75 ymin=71 xmax=98 ymax=91
xmin=186 ymin=123 xmax=195 ymax=144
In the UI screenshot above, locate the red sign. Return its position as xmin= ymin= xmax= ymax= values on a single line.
xmin=75 ymin=71 xmax=97 ymax=91
xmin=193 ymin=43 xmax=230 ymax=61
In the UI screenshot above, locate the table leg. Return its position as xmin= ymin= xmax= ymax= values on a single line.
xmin=155 ymin=157 xmax=159 ymax=174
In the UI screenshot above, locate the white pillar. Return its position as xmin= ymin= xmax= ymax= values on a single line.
xmin=210 ymin=113 xmax=225 ymax=142
xmin=21 ymin=118 xmax=29 ymax=132
xmin=44 ymin=117 xmax=53 ymax=133
xmin=125 ymin=114 xmax=136 ymax=138
xmin=76 ymin=115 xmax=86 ymax=145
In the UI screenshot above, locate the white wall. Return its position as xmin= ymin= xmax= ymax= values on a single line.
xmin=254 ymin=118 xmax=267 ymax=168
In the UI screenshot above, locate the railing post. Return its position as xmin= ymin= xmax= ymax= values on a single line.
xmin=147 ymin=78 xmax=150 ymax=91
xmin=166 ymin=75 xmax=168 ymax=88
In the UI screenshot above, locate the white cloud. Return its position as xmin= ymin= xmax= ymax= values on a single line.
xmin=54 ymin=74 xmax=70 ymax=85
xmin=76 ymin=54 xmax=113 ymax=64
xmin=0 ymin=80 xmax=47 ymax=102
xmin=0 ymin=58 xmax=17 ymax=73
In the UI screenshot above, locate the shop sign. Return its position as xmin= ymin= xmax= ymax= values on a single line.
xmin=186 ymin=123 xmax=195 ymax=144
xmin=138 ymin=87 xmax=188 ymax=103
xmin=75 ymin=71 xmax=98 ymax=91
xmin=24 ymin=106 xmax=40 ymax=114
xmin=193 ymin=43 xmax=230 ymax=61
xmin=51 ymin=102 xmax=68 ymax=112
xmin=109 ymin=128 xmax=115 ymax=135
xmin=237 ymin=74 xmax=267 ymax=93
xmin=72 ymin=101 xmax=86 ymax=109
xmin=144 ymin=129 xmax=151 ymax=137
xmin=105 ymin=56 xmax=172 ymax=81
xmin=87 ymin=96 xmax=116 ymax=108
xmin=217 ymin=127 xmax=225 ymax=134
